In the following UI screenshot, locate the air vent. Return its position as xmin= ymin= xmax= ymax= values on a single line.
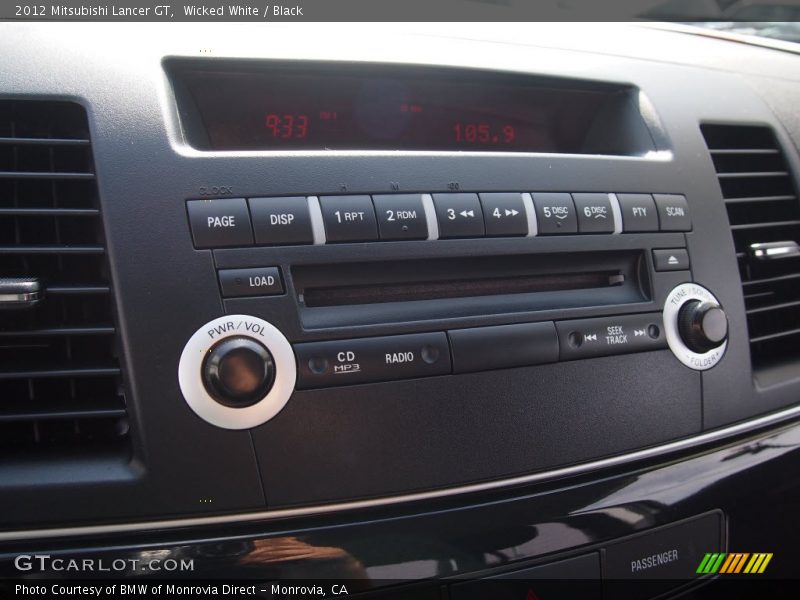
xmin=701 ymin=124 xmax=800 ymax=370
xmin=0 ymin=100 xmax=129 ymax=457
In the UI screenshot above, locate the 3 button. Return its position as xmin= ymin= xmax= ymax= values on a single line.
xmin=432 ymin=193 xmax=485 ymax=239
xmin=532 ymin=193 xmax=577 ymax=235
xmin=319 ymin=195 xmax=379 ymax=243
xmin=187 ymin=198 xmax=253 ymax=249
xmin=249 ymin=197 xmax=313 ymax=245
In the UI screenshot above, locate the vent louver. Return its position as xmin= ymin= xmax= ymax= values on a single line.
xmin=701 ymin=124 xmax=800 ymax=370
xmin=0 ymin=100 xmax=129 ymax=456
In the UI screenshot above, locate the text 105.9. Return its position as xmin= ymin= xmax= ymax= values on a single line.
xmin=453 ymin=123 xmax=515 ymax=144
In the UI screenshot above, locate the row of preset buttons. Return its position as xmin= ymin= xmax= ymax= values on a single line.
xmin=186 ymin=192 xmax=691 ymax=248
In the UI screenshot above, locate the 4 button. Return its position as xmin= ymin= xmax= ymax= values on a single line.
xmin=479 ymin=193 xmax=528 ymax=237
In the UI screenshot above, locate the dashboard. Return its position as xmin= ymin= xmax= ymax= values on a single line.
xmin=1 ymin=21 xmax=800 ymax=598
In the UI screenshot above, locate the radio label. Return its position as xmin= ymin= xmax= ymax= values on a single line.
xmin=386 ymin=351 xmax=414 ymax=365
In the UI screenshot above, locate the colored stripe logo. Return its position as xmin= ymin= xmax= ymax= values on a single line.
xmin=697 ymin=552 xmax=773 ymax=574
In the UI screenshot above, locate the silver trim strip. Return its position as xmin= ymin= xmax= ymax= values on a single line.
xmin=750 ymin=241 xmax=800 ymax=261
xmin=2 ymin=402 xmax=799 ymax=542
xmin=608 ymin=193 xmax=623 ymax=235
xmin=521 ymin=192 xmax=537 ymax=237
xmin=0 ymin=292 xmax=41 ymax=303
xmin=421 ymin=194 xmax=439 ymax=241
xmin=307 ymin=196 xmax=326 ymax=245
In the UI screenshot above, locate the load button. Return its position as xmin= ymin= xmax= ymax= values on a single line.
xmin=295 ymin=332 xmax=451 ymax=389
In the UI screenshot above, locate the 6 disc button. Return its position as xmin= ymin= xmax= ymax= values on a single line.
xmin=573 ymin=193 xmax=614 ymax=234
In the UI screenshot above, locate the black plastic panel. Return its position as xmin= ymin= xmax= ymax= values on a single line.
xmin=253 ymin=350 xmax=700 ymax=506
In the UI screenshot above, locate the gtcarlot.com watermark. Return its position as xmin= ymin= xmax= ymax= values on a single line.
xmin=14 ymin=554 xmax=194 ymax=573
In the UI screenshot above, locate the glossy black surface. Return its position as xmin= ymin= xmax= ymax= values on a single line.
xmin=2 ymin=417 xmax=799 ymax=590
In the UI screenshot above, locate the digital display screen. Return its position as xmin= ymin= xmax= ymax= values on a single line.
xmin=177 ymin=67 xmax=623 ymax=153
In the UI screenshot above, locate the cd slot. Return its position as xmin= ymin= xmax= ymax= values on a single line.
xmin=293 ymin=251 xmax=649 ymax=329
xmin=303 ymin=271 xmax=623 ymax=308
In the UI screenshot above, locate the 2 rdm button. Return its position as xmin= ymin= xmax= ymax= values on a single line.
xmin=372 ymin=194 xmax=429 ymax=240
xmin=295 ymin=332 xmax=451 ymax=388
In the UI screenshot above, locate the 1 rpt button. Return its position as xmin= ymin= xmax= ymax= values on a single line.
xmin=187 ymin=198 xmax=253 ymax=248
xmin=319 ymin=195 xmax=379 ymax=242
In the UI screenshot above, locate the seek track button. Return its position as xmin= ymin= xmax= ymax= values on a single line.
xmin=556 ymin=312 xmax=667 ymax=360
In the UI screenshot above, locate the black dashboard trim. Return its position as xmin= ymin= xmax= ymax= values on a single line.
xmin=1 ymin=401 xmax=798 ymax=543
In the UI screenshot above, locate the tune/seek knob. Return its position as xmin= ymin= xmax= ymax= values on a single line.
xmin=677 ymin=300 xmax=728 ymax=353
xmin=663 ymin=283 xmax=728 ymax=371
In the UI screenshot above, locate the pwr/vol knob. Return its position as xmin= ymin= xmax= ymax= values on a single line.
xmin=178 ymin=315 xmax=296 ymax=429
